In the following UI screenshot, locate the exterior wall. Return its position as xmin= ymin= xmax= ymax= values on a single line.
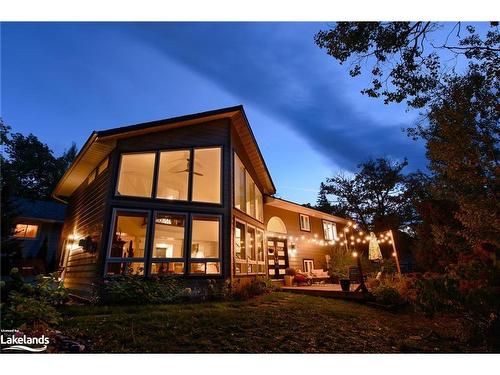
xmin=15 ymin=220 xmax=62 ymax=262
xmin=263 ymin=204 xmax=339 ymax=272
xmin=101 ymin=119 xmax=233 ymax=280
xmin=59 ymin=162 xmax=110 ymax=296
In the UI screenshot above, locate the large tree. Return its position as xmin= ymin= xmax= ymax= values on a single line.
xmin=315 ymin=22 xmax=499 ymax=271
xmin=318 ymin=158 xmax=415 ymax=233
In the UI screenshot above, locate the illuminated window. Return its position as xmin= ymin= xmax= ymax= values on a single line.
xmin=234 ymin=152 xmax=263 ymax=222
xmin=190 ymin=216 xmax=221 ymax=274
xmin=116 ymin=153 xmax=156 ymax=197
xmin=233 ymin=220 xmax=266 ymax=276
xmin=151 ymin=262 xmax=184 ymax=275
xmin=234 ymin=154 xmax=245 ymax=211
xmin=98 ymin=158 xmax=109 ymax=175
xmin=156 ymin=150 xmax=190 ymax=201
xmin=323 ymin=220 xmax=337 ymax=241
xmin=152 ymin=213 xmax=185 ymax=258
xmin=13 ymin=224 xmax=39 ymax=239
xmin=109 ymin=211 xmax=148 ymax=259
xmin=192 ymin=147 xmax=221 ymax=203
xmin=106 ymin=262 xmax=144 ymax=276
xmin=300 ymin=214 xmax=311 ymax=231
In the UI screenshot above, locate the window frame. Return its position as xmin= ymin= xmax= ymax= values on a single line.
xmin=114 ymin=151 xmax=157 ymax=199
xmin=105 ymin=208 xmax=152 ymax=276
xmin=232 ymin=152 xmax=264 ymax=223
xmin=12 ymin=223 xmax=39 ymax=240
xmin=233 ymin=218 xmax=267 ymax=276
xmin=299 ymin=214 xmax=311 ymax=232
xmin=188 ymin=213 xmax=223 ymax=276
xmin=149 ymin=211 xmax=189 ymax=275
xmin=113 ymin=146 xmax=223 ymax=206
xmin=322 ymin=220 xmax=337 ymax=241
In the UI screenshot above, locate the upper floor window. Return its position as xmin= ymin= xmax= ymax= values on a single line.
xmin=116 ymin=153 xmax=156 ymax=197
xmin=234 ymin=152 xmax=264 ymax=222
xmin=13 ymin=223 xmax=39 ymax=239
xmin=323 ymin=220 xmax=337 ymax=241
xmin=299 ymin=214 xmax=311 ymax=232
xmin=115 ymin=147 xmax=222 ymax=204
xmin=192 ymin=148 xmax=221 ymax=204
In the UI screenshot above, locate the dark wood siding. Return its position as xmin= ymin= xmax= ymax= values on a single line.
xmin=60 ymin=165 xmax=110 ymax=295
xmin=103 ymin=119 xmax=232 ymax=279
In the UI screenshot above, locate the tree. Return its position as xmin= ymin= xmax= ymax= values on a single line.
xmin=315 ymin=22 xmax=499 ymax=272
xmin=315 ymin=22 xmax=499 ymax=108
xmin=319 ymin=158 xmax=415 ymax=233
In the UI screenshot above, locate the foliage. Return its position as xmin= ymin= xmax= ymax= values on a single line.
xmin=315 ymin=22 xmax=499 ymax=109
xmin=319 ymin=158 xmax=416 ymax=233
xmin=372 ymin=285 xmax=405 ymax=306
xmin=1 ymin=268 xmax=68 ymax=330
xmin=96 ymin=275 xmax=186 ymax=305
xmin=232 ymin=277 xmax=275 ymax=300
xmin=327 ymin=245 xmax=354 ymax=278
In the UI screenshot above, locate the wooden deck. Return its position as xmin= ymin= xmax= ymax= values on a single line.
xmin=281 ymin=284 xmax=372 ymax=301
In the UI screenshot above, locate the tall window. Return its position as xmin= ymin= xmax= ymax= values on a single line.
xmin=116 ymin=153 xmax=155 ymax=197
xmin=323 ymin=220 xmax=337 ymax=241
xmin=234 ymin=155 xmax=245 ymax=210
xmin=107 ymin=210 xmax=148 ymax=275
xmin=234 ymin=220 xmax=266 ymax=276
xmin=192 ymin=148 xmax=221 ymax=203
xmin=156 ymin=150 xmax=190 ymax=201
xmin=234 ymin=152 xmax=263 ymax=222
xmin=13 ymin=224 xmax=38 ymax=239
xmin=190 ymin=216 xmax=221 ymax=275
xmin=299 ymin=214 xmax=311 ymax=231
xmin=151 ymin=213 xmax=186 ymax=275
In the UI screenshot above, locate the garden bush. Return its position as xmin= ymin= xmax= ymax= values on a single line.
xmin=233 ymin=277 xmax=275 ymax=300
xmin=0 ymin=268 xmax=68 ymax=331
xmin=96 ymin=275 xmax=186 ymax=305
xmin=372 ymin=285 xmax=405 ymax=306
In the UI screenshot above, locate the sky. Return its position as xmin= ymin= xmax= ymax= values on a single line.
xmin=1 ymin=22 xmax=427 ymax=204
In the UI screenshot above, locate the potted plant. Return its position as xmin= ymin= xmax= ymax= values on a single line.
xmin=339 ymin=274 xmax=351 ymax=292
xmin=284 ymin=267 xmax=296 ymax=287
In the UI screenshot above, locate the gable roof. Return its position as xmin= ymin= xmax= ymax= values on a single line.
xmin=53 ymin=105 xmax=276 ymax=201
xmin=13 ymin=197 xmax=66 ymax=223
xmin=264 ymin=196 xmax=348 ymax=225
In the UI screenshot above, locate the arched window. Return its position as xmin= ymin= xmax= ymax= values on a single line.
xmin=266 ymin=216 xmax=287 ymax=234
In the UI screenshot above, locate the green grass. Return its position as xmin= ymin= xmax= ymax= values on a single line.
xmin=59 ymin=292 xmax=488 ymax=353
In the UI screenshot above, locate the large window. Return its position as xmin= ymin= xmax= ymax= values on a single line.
xmin=116 ymin=153 xmax=156 ymax=197
xmin=323 ymin=220 xmax=337 ymax=241
xmin=192 ymin=148 xmax=221 ymax=203
xmin=115 ymin=147 xmax=222 ymax=204
xmin=190 ymin=216 xmax=221 ymax=275
xmin=106 ymin=210 xmax=148 ymax=275
xmin=233 ymin=153 xmax=264 ymax=222
xmin=156 ymin=150 xmax=190 ymax=201
xmin=13 ymin=223 xmax=39 ymax=239
xmin=106 ymin=210 xmax=221 ymax=277
xmin=234 ymin=219 xmax=266 ymax=275
xmin=151 ymin=213 xmax=186 ymax=275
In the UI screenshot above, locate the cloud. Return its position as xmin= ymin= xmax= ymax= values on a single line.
xmin=126 ymin=22 xmax=426 ymax=171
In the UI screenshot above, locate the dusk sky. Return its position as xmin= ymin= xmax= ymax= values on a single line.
xmin=1 ymin=22 xmax=427 ymax=204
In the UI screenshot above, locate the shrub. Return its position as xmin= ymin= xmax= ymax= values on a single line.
xmin=233 ymin=277 xmax=275 ymax=300
xmin=97 ymin=275 xmax=185 ymax=305
xmin=414 ymin=274 xmax=461 ymax=316
xmin=372 ymin=285 xmax=405 ymax=306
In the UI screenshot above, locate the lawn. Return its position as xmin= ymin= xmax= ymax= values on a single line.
xmin=59 ymin=292 xmax=491 ymax=353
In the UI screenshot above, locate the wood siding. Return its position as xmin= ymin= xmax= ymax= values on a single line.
xmin=264 ymin=204 xmax=342 ymax=272
xmin=60 ymin=164 xmax=110 ymax=295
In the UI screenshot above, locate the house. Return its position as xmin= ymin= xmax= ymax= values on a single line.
xmin=7 ymin=197 xmax=66 ymax=276
xmin=52 ymin=105 xmax=348 ymax=296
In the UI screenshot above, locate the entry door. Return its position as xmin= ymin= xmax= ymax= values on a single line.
xmin=267 ymin=238 xmax=288 ymax=279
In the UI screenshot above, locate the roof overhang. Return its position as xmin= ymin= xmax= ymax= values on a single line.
xmin=53 ymin=105 xmax=276 ymax=201
xmin=264 ymin=196 xmax=348 ymax=224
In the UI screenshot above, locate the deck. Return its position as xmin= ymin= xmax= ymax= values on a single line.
xmin=281 ymin=283 xmax=372 ymax=301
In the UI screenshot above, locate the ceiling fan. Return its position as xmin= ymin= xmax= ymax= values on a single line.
xmin=172 ymin=158 xmax=204 ymax=176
